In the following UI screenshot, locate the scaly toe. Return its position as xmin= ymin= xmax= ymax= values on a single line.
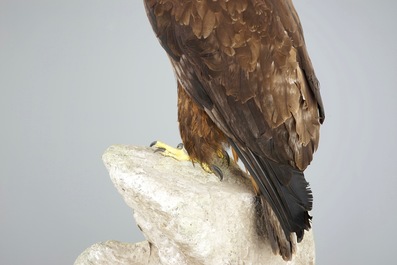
xmin=150 ymin=141 xmax=190 ymax=161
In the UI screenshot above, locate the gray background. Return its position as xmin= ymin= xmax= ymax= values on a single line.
xmin=1 ymin=0 xmax=396 ymax=264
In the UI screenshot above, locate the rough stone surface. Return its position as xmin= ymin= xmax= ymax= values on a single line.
xmin=75 ymin=145 xmax=315 ymax=265
xmin=74 ymin=240 xmax=160 ymax=265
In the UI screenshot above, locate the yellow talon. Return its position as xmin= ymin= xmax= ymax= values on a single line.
xmin=150 ymin=141 xmax=191 ymax=161
xmin=150 ymin=141 xmax=224 ymax=180
xmin=200 ymin=163 xmax=212 ymax=173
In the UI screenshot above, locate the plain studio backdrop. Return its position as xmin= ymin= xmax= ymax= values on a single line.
xmin=1 ymin=1 xmax=396 ymax=264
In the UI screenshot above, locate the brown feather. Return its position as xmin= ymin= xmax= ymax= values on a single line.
xmin=144 ymin=0 xmax=325 ymax=260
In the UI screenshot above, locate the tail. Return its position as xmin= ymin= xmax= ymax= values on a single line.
xmin=230 ymin=141 xmax=312 ymax=261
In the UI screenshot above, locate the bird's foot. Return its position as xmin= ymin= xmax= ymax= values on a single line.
xmin=150 ymin=141 xmax=190 ymax=161
xmin=150 ymin=141 xmax=224 ymax=181
xmin=202 ymin=163 xmax=224 ymax=181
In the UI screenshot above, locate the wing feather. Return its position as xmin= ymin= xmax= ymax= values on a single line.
xmin=144 ymin=0 xmax=325 ymax=255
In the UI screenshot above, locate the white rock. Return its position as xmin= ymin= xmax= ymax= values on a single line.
xmin=75 ymin=145 xmax=315 ymax=265
xmin=74 ymin=240 xmax=160 ymax=265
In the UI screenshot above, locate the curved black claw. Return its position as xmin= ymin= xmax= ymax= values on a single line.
xmin=154 ymin=147 xmax=166 ymax=153
xmin=150 ymin=141 xmax=166 ymax=153
xmin=211 ymin=165 xmax=224 ymax=181
xmin=176 ymin=143 xmax=184 ymax=149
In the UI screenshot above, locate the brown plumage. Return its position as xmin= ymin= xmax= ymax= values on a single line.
xmin=144 ymin=0 xmax=324 ymax=260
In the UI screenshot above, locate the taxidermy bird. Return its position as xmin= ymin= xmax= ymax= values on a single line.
xmin=144 ymin=0 xmax=325 ymax=260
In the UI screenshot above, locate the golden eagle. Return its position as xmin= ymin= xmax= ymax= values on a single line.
xmin=144 ymin=0 xmax=325 ymax=260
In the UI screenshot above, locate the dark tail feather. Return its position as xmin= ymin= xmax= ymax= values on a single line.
xmin=255 ymin=195 xmax=296 ymax=260
xmin=229 ymin=140 xmax=312 ymax=259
